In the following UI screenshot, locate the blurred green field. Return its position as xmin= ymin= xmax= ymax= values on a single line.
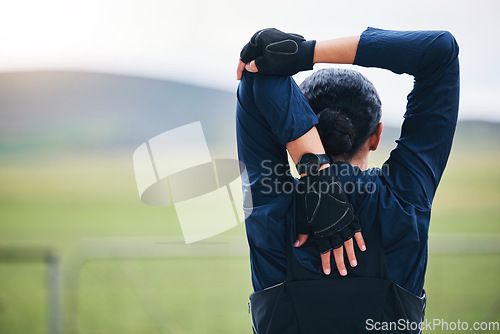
xmin=1 ymin=145 xmax=500 ymax=333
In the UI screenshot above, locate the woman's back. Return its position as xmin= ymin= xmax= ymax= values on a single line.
xmin=237 ymin=26 xmax=459 ymax=333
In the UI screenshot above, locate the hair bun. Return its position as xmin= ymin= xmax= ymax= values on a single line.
xmin=317 ymin=108 xmax=356 ymax=156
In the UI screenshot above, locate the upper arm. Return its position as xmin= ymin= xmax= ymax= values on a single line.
xmin=236 ymin=73 xmax=320 ymax=198
xmin=286 ymin=126 xmax=326 ymax=165
xmin=386 ymin=31 xmax=460 ymax=208
xmin=252 ymin=75 xmax=328 ymax=175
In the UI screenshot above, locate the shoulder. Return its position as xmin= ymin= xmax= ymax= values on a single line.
xmin=241 ymin=71 xmax=291 ymax=89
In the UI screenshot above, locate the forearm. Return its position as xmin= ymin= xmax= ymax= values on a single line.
xmin=289 ymin=35 xmax=360 ymax=167
xmin=286 ymin=127 xmax=329 ymax=176
xmin=313 ymin=35 xmax=360 ymax=65
xmin=288 ymin=35 xmax=359 ymax=175
xmin=288 ymin=36 xmax=361 ymax=173
xmin=286 ymin=127 xmax=325 ymax=164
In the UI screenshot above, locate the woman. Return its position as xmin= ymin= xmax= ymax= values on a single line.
xmin=236 ymin=27 xmax=459 ymax=333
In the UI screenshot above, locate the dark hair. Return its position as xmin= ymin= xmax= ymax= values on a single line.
xmin=299 ymin=68 xmax=382 ymax=159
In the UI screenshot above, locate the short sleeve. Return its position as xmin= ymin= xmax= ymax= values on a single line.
xmin=252 ymin=74 xmax=318 ymax=147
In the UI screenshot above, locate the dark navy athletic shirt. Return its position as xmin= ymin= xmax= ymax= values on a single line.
xmin=236 ymin=27 xmax=460 ymax=296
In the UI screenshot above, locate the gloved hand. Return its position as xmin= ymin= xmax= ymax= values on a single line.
xmin=296 ymin=169 xmax=362 ymax=254
xmin=239 ymin=28 xmax=316 ymax=76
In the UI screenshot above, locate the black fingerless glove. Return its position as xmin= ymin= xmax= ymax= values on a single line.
xmin=296 ymin=168 xmax=361 ymax=254
xmin=240 ymin=28 xmax=316 ymax=76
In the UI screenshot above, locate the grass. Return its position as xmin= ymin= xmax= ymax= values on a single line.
xmin=425 ymin=254 xmax=500 ymax=325
xmin=77 ymin=258 xmax=252 ymax=334
xmin=0 ymin=147 xmax=499 ymax=333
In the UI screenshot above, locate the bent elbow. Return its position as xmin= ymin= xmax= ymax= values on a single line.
xmin=433 ymin=31 xmax=459 ymax=61
xmin=417 ymin=31 xmax=459 ymax=80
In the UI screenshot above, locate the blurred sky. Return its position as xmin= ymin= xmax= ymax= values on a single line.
xmin=0 ymin=0 xmax=498 ymax=126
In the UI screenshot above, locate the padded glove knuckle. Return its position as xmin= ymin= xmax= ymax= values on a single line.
xmin=330 ymin=234 xmax=344 ymax=249
xmin=340 ymin=226 xmax=354 ymax=241
xmin=350 ymin=216 xmax=362 ymax=233
xmin=315 ymin=237 xmax=332 ymax=254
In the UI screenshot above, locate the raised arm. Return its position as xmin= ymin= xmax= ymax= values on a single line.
xmin=354 ymin=28 xmax=460 ymax=208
